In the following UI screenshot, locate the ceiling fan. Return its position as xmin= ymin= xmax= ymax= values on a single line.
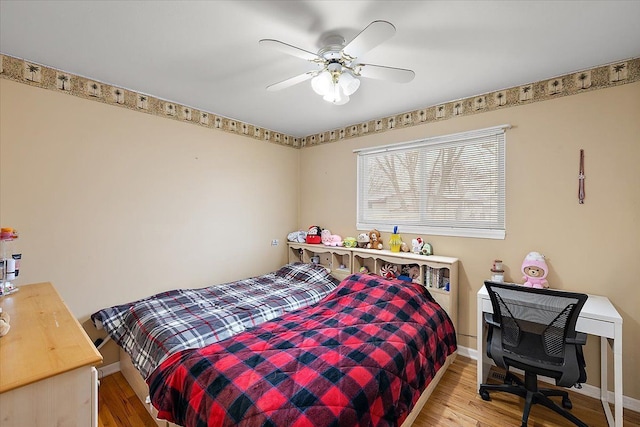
xmin=259 ymin=20 xmax=415 ymax=105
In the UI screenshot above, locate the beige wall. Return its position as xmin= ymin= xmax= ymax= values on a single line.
xmin=1 ymin=76 xmax=639 ymax=400
xmin=299 ymin=82 xmax=640 ymax=399
xmin=0 ymin=79 xmax=298 ymax=362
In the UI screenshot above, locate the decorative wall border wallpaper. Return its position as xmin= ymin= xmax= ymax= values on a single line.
xmin=0 ymin=54 xmax=300 ymax=148
xmin=301 ymin=57 xmax=639 ymax=147
xmin=1 ymin=53 xmax=638 ymax=149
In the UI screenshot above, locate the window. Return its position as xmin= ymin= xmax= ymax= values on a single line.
xmin=355 ymin=125 xmax=509 ymax=239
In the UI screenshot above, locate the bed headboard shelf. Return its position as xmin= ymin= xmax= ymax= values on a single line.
xmin=287 ymin=242 xmax=458 ymax=330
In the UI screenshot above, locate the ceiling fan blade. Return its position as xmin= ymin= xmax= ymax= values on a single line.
xmin=356 ymin=63 xmax=415 ymax=83
xmin=342 ymin=20 xmax=396 ymax=60
xmin=266 ymin=71 xmax=316 ymax=91
xmin=259 ymin=39 xmax=321 ymax=61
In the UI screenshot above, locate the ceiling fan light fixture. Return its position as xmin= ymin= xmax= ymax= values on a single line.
xmin=313 ymin=65 xmax=358 ymax=104
xmin=311 ymin=70 xmax=333 ymax=96
xmin=338 ymin=71 xmax=360 ymax=96
xmin=323 ymin=84 xmax=349 ymax=105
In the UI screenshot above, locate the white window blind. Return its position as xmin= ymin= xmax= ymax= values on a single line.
xmin=355 ymin=125 xmax=509 ymax=239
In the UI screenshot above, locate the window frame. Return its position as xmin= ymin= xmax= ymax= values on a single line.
xmin=354 ymin=124 xmax=510 ymax=240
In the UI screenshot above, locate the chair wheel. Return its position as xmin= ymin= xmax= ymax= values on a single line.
xmin=562 ymin=396 xmax=572 ymax=409
xmin=480 ymin=389 xmax=491 ymax=401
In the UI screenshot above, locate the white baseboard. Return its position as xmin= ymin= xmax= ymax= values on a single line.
xmin=457 ymin=345 xmax=477 ymax=361
xmin=458 ymin=344 xmax=640 ymax=413
xmin=97 ymin=361 xmax=120 ymax=379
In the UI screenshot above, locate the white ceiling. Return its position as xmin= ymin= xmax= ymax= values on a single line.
xmin=2 ymin=1 xmax=639 ymax=137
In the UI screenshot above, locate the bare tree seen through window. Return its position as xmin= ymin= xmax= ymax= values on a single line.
xmin=364 ymin=141 xmax=499 ymax=225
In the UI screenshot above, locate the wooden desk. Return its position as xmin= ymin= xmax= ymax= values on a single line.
xmin=0 ymin=282 xmax=103 ymax=426
xmin=477 ymin=285 xmax=623 ymax=427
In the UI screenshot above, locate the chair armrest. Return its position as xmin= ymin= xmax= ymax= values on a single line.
xmin=484 ymin=312 xmax=500 ymax=328
xmin=566 ymin=332 xmax=587 ymax=345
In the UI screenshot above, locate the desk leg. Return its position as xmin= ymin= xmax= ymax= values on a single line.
xmin=477 ymin=310 xmax=483 ymax=390
xmin=614 ymin=327 xmax=623 ymax=427
xmin=477 ymin=299 xmax=491 ymax=391
xmin=601 ymin=336 xmax=612 ymax=426
xmin=600 ymin=334 xmax=623 ymax=427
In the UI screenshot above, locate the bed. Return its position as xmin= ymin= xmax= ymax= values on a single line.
xmin=92 ymin=262 xmax=340 ymax=380
xmin=94 ymin=264 xmax=457 ymax=427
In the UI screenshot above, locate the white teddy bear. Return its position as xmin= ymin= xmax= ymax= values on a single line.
xmin=411 ymin=238 xmax=424 ymax=254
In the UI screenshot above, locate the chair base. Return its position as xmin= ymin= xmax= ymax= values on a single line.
xmin=479 ymin=371 xmax=588 ymax=427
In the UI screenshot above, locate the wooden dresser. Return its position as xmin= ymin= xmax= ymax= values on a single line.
xmin=0 ymin=282 xmax=103 ymax=427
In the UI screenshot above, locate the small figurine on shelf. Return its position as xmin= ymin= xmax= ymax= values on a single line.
xmin=359 ymin=266 xmax=370 ymax=274
xmin=521 ymin=252 xmax=549 ymax=288
xmin=490 ymin=259 xmax=505 ymax=282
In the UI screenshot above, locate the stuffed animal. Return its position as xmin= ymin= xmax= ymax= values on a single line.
xmin=287 ymin=230 xmax=307 ymax=243
xmin=306 ymin=225 xmax=322 ymax=244
xmin=356 ymin=233 xmax=370 ymax=248
xmin=420 ymin=242 xmax=433 ymax=256
xmin=321 ymin=229 xmax=343 ymax=247
xmin=367 ymin=229 xmax=383 ymax=250
xmin=343 ymin=237 xmax=357 ymax=248
xmin=521 ymin=251 xmax=549 ymax=288
xmin=380 ymin=263 xmax=398 ymax=279
xmin=0 ymin=310 xmax=10 ymax=337
xmin=411 ymin=238 xmax=424 ymax=254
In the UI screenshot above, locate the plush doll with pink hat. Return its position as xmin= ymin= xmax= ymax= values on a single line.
xmin=521 ymin=251 xmax=549 ymax=288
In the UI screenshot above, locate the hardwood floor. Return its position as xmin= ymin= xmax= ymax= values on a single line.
xmin=99 ymin=355 xmax=640 ymax=427
xmin=98 ymin=370 xmax=157 ymax=427
xmin=414 ymin=356 xmax=640 ymax=427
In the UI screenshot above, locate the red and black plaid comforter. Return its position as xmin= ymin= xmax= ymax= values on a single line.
xmin=148 ymin=273 xmax=457 ymax=427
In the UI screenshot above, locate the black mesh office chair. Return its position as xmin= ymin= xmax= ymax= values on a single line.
xmin=479 ymin=281 xmax=589 ymax=427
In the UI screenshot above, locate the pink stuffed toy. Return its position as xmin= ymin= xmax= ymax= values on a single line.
xmin=521 ymin=251 xmax=549 ymax=288
xmin=321 ymin=229 xmax=343 ymax=247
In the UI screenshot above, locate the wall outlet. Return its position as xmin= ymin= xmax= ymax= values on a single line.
xmin=271 ymin=239 xmax=279 ymax=246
